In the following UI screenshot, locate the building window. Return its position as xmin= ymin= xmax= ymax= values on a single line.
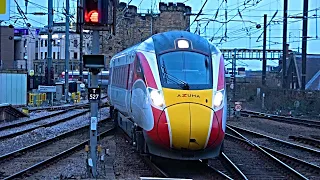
xmin=41 ymin=40 xmax=43 ymax=47
xmin=53 ymin=39 xmax=56 ymax=46
xmin=45 ymin=40 xmax=47 ymax=47
xmin=35 ymin=65 xmax=38 ymax=72
xmin=53 ymin=52 xmax=56 ymax=59
xmin=35 ymin=41 xmax=38 ymax=48
xmin=57 ymin=52 xmax=60 ymax=59
xmin=74 ymin=39 xmax=78 ymax=47
xmin=35 ymin=53 xmax=38 ymax=60
xmin=45 ymin=52 xmax=47 ymax=59
xmin=41 ymin=52 xmax=43 ymax=59
xmin=74 ymin=52 xmax=78 ymax=59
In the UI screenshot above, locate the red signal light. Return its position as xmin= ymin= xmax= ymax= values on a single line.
xmin=85 ymin=10 xmax=99 ymax=23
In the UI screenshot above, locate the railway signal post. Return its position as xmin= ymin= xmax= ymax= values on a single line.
xmin=83 ymin=54 xmax=105 ymax=177
xmin=80 ymin=0 xmax=116 ymax=177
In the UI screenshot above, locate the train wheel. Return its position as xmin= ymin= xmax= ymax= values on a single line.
xmin=110 ymin=106 xmax=114 ymax=118
xmin=111 ymin=108 xmax=118 ymax=128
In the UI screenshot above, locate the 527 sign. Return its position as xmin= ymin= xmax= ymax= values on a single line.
xmin=88 ymin=88 xmax=101 ymax=101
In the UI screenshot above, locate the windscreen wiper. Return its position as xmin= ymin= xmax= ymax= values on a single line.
xmin=161 ymin=62 xmax=190 ymax=90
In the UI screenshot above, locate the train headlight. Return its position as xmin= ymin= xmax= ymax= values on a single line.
xmin=213 ymin=90 xmax=224 ymax=108
xmin=148 ymin=88 xmax=164 ymax=107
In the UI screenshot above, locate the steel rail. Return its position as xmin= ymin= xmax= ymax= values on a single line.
xmin=2 ymin=120 xmax=114 ymax=180
xmin=199 ymin=159 xmax=234 ymax=180
xmin=225 ymin=129 xmax=308 ymax=180
xmin=0 ymin=107 xmax=78 ymax=131
xmin=218 ymin=152 xmax=248 ymax=180
xmin=260 ymin=145 xmax=320 ymax=177
xmin=227 ymin=124 xmax=320 ymax=154
xmin=119 ymin=129 xmax=170 ymax=178
xmin=142 ymin=156 xmax=170 ymax=178
xmin=241 ymin=110 xmax=320 ymax=128
xmin=289 ymin=135 xmax=320 ymax=149
xmin=227 ymin=126 xmax=320 ymax=178
xmin=0 ymin=118 xmax=110 ymax=162
xmin=0 ymin=110 xmax=90 ymax=140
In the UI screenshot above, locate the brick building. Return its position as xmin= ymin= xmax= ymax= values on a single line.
xmin=101 ymin=2 xmax=192 ymax=68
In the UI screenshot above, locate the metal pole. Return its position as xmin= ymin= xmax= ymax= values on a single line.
xmin=262 ymin=14 xmax=267 ymax=86
xmin=150 ymin=14 xmax=153 ymax=35
xmin=301 ymin=0 xmax=308 ymax=90
xmin=89 ymin=30 xmax=99 ymax=178
xmin=282 ymin=0 xmax=288 ymax=88
xmin=48 ymin=0 xmax=53 ymax=104
xmin=232 ymin=49 xmax=236 ymax=101
xmin=65 ymin=0 xmax=70 ymax=101
xmin=79 ymin=0 xmax=84 ymax=81
xmin=316 ymin=8 xmax=318 ymax=38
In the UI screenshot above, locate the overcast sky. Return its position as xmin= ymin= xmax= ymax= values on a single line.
xmin=6 ymin=0 xmax=320 ymax=70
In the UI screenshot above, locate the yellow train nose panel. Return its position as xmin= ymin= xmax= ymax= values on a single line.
xmin=189 ymin=103 xmax=212 ymax=150
xmin=163 ymin=88 xmax=213 ymax=151
xmin=166 ymin=103 xmax=191 ymax=149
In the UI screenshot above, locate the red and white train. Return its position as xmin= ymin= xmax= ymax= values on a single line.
xmin=108 ymin=31 xmax=227 ymax=160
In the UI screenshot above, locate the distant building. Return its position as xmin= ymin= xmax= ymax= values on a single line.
xmin=13 ymin=23 xmax=92 ymax=80
xmin=0 ymin=26 xmax=14 ymax=69
xmin=4 ymin=1 xmax=191 ymax=79
xmin=286 ymin=53 xmax=320 ymax=90
xmin=101 ymin=2 xmax=192 ymax=68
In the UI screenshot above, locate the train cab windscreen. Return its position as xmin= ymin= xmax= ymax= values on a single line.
xmin=159 ymin=51 xmax=213 ymax=90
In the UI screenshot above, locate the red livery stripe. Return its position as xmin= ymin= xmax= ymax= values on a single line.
xmin=217 ymin=56 xmax=225 ymax=91
xmin=206 ymin=108 xmax=225 ymax=148
xmin=147 ymin=107 xmax=170 ymax=148
xmin=137 ymin=52 xmax=158 ymax=89
xmin=136 ymin=52 xmax=170 ymax=148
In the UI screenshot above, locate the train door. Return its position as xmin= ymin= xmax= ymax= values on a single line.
xmin=127 ymin=55 xmax=135 ymax=113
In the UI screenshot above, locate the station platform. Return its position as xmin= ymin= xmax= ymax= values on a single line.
xmin=0 ymin=103 xmax=29 ymax=121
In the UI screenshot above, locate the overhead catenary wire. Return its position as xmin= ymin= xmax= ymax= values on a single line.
xmin=186 ymin=0 xmax=208 ymax=31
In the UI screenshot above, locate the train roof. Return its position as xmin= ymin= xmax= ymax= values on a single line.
xmin=112 ymin=31 xmax=220 ymax=58
xmin=151 ymin=31 xmax=220 ymax=55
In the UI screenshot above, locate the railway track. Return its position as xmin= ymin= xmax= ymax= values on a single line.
xmin=227 ymin=126 xmax=320 ymax=179
xmin=119 ymin=128 xmax=232 ymax=179
xmin=217 ymin=152 xmax=248 ymax=180
xmin=0 ymin=109 xmax=90 ymax=140
xmin=224 ymin=132 xmax=308 ymax=179
xmin=0 ymin=101 xmax=110 ymax=140
xmin=241 ymin=110 xmax=320 ymax=128
xmin=289 ymin=135 xmax=320 ymax=149
xmin=149 ymin=156 xmax=232 ymax=180
xmin=227 ymin=124 xmax=320 ymax=166
xmin=0 ymin=118 xmax=114 ymax=180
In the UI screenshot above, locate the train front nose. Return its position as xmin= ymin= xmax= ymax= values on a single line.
xmin=165 ymin=103 xmax=213 ymax=150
